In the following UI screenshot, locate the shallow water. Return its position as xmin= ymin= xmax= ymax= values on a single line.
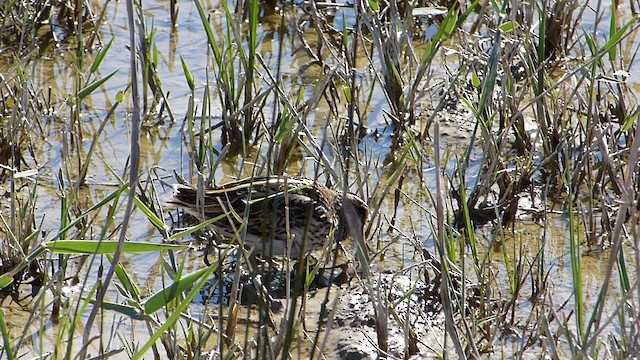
xmin=1 ymin=0 xmax=639 ymax=357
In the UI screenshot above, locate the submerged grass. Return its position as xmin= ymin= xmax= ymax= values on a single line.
xmin=1 ymin=0 xmax=640 ymax=358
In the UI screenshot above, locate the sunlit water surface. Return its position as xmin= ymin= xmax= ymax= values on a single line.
xmin=1 ymin=0 xmax=638 ymax=357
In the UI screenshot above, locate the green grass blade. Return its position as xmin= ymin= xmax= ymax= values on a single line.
xmin=133 ymin=265 xmax=217 ymax=359
xmin=108 ymin=254 xmax=142 ymax=300
xmin=142 ymin=265 xmax=213 ymax=315
xmin=603 ymin=18 xmax=634 ymax=54
xmin=180 ymin=55 xmax=195 ymax=91
xmin=44 ymin=240 xmax=187 ymax=254
xmin=0 ymin=308 xmax=15 ymax=360
xmin=0 ymin=275 xmax=13 ymax=291
xmin=90 ymin=38 xmax=113 ymax=73
xmin=608 ymin=4 xmax=617 ymax=62
xmin=91 ymin=300 xmax=145 ymax=320
xmin=51 ymin=183 xmax=126 ymax=241
xmin=100 ymin=158 xmax=167 ymax=231
xmin=77 ymin=70 xmax=118 ymax=99
xmin=168 ymin=212 xmax=229 ymax=241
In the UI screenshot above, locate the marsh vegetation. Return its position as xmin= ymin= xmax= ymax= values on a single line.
xmin=1 ymin=0 xmax=639 ymax=358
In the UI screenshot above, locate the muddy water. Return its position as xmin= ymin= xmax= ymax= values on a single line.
xmin=1 ymin=0 xmax=638 ymax=357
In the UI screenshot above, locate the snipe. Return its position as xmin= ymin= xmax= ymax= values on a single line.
xmin=168 ymin=176 xmax=369 ymax=259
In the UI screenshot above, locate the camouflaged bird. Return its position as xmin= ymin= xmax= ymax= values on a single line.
xmin=168 ymin=176 xmax=369 ymax=258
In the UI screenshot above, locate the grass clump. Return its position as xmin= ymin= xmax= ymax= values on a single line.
xmin=1 ymin=0 xmax=640 ymax=358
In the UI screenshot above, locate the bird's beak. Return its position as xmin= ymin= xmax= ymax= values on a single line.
xmin=354 ymin=223 xmax=370 ymax=278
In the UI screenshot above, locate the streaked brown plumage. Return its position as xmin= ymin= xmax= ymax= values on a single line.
xmin=168 ymin=176 xmax=368 ymax=259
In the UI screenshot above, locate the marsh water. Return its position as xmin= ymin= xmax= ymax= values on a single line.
xmin=2 ymin=0 xmax=639 ymax=357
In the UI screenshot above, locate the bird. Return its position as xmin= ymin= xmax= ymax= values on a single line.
xmin=167 ymin=176 xmax=369 ymax=259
